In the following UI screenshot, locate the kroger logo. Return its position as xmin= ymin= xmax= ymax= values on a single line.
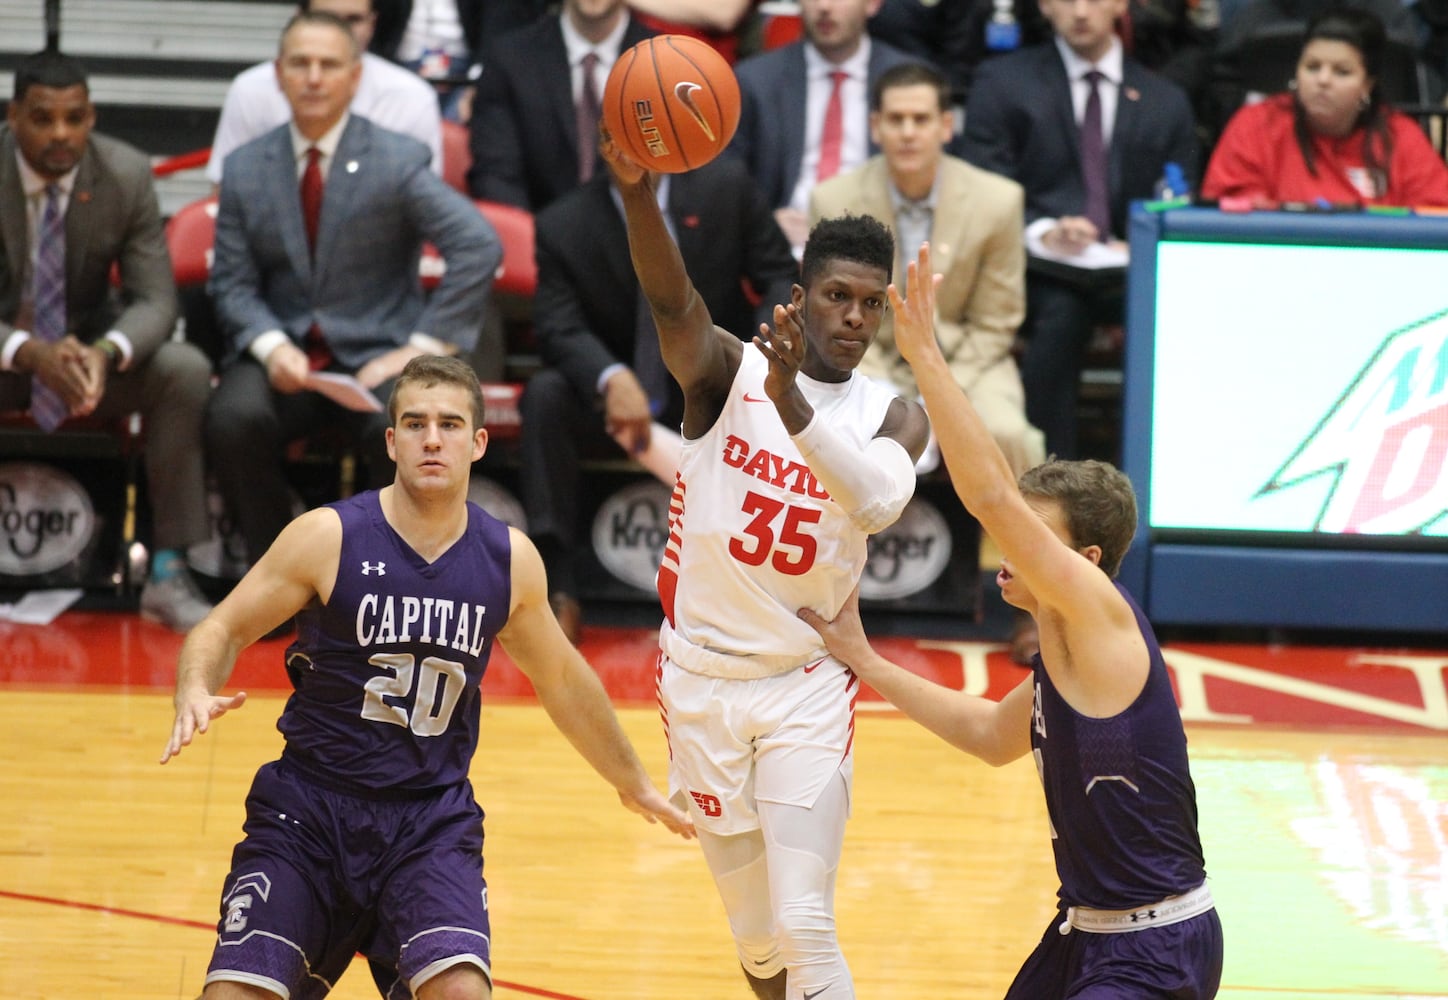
xmin=593 ymin=480 xmax=672 ymax=592
xmin=860 ymin=495 xmax=952 ymax=601
xmin=0 ymin=462 xmax=96 ymax=576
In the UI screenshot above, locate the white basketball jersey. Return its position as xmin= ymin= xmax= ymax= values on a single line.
xmin=658 ymin=347 xmax=900 ymax=679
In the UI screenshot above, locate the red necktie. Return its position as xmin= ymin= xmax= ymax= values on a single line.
xmin=300 ymin=146 xmax=323 ymax=254
xmin=816 ymin=70 xmax=848 ymax=182
xmin=299 ymin=147 xmax=332 ymax=369
xmin=577 ymin=52 xmax=601 ymax=183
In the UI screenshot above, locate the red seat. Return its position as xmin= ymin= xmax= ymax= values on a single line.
xmin=419 ymin=200 xmax=536 ymax=299
xmin=760 ymin=5 xmax=803 ymax=50
xmin=440 ymin=119 xmax=472 ymax=195
xmin=164 ymin=195 xmax=219 ymax=287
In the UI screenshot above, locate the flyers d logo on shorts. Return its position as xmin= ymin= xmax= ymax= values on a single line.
xmin=1256 ymin=308 xmax=1448 ymax=534
xmin=689 ymin=789 xmax=723 ymax=817
xmin=673 ymin=81 xmax=716 ymax=141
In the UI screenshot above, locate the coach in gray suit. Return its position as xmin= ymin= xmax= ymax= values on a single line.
xmin=208 ymin=10 xmax=501 ymax=569
xmin=0 ymin=50 xmax=214 ymax=632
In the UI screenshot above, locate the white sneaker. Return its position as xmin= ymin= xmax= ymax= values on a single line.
xmin=139 ymin=569 xmax=213 ymax=633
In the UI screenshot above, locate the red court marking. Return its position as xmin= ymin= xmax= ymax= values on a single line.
xmin=0 ymin=889 xmax=589 ymax=999
xmin=1 ymin=613 xmax=1444 ymax=731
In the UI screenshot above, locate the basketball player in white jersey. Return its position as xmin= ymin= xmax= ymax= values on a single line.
xmin=601 ymin=131 xmax=930 ymax=1000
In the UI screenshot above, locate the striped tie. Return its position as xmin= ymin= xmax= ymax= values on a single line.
xmin=30 ymin=184 xmax=69 ymax=432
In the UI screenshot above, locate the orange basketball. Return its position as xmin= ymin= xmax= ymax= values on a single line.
xmin=602 ymin=35 xmax=741 ymax=174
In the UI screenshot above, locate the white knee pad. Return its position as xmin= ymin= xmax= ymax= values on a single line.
xmin=700 ymin=830 xmax=786 ymax=978
xmin=760 ymin=774 xmax=855 ymax=997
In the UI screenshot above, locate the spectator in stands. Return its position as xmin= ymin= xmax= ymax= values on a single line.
xmin=1203 ymin=6 xmax=1448 ymax=206
xmin=811 ymin=62 xmax=1044 ymax=478
xmin=368 ymin=0 xmax=549 ymax=121
xmin=726 ymin=0 xmax=917 ymax=252
xmin=625 ymin=0 xmax=759 ymax=64
xmin=466 ymin=0 xmax=653 ymax=212
xmin=207 ymin=11 xmax=500 ymax=591
xmin=522 ymin=152 xmax=797 ymax=644
xmin=812 ymin=60 xmax=1045 ymax=666
xmin=0 ymin=50 xmax=214 ymax=633
xmin=960 ymin=0 xmax=1197 ymax=463
xmin=869 ymin=0 xmax=973 ymax=111
xmin=206 ymin=0 xmax=441 ymax=184
xmin=1209 ymin=0 xmax=1419 ymax=134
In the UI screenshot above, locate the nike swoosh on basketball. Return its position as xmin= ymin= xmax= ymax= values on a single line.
xmin=743 ymin=392 xmax=770 ymax=403
xmin=673 ymin=81 xmax=717 ymax=140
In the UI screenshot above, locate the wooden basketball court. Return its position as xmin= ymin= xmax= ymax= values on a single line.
xmin=1 ymin=612 xmax=1444 ymax=998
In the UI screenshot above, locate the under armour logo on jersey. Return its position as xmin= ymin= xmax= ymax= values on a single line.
xmin=362 ymin=561 xmax=386 ymax=576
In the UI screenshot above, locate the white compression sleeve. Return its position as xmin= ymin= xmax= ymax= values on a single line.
xmin=791 ymin=414 xmax=916 ymax=534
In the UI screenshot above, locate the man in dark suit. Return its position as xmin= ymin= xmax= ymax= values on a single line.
xmin=726 ymin=0 xmax=917 ymax=251
xmin=208 ymin=10 xmax=501 ymax=572
xmin=522 ymin=154 xmax=797 ymax=642
xmin=466 ymin=0 xmax=653 ymax=211
xmin=368 ymin=0 xmax=549 ymax=121
xmin=0 ymin=49 xmax=214 ymax=632
xmin=961 ymin=0 xmax=1198 ymax=461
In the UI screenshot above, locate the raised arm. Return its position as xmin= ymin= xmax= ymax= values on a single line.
xmin=497 ymin=528 xmax=694 ymax=839
xmin=160 ymin=507 xmax=342 ymax=764
xmin=889 ymin=245 xmax=1133 ymax=646
xmin=599 ymin=128 xmax=740 ymax=424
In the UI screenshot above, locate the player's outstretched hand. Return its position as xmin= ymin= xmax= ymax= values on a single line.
xmin=160 ymin=690 xmax=248 ymax=764
xmin=798 ymin=586 xmax=875 ymax=676
xmin=887 ymin=242 xmax=945 ymax=369
xmin=618 ymin=785 xmax=697 ymax=840
xmin=755 ymin=301 xmax=807 ymax=401
xmin=598 ymin=123 xmax=647 ymax=187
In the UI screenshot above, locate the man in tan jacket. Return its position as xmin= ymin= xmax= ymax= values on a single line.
xmin=810 ymin=61 xmax=1044 ymax=478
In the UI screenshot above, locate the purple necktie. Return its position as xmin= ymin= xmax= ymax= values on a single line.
xmin=577 ymin=52 xmax=601 ymax=183
xmin=30 ymin=184 xmax=69 ymax=432
xmin=1080 ymin=70 xmax=1111 ymax=240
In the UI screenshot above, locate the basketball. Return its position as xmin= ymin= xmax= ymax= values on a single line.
xmin=602 ymin=35 xmax=741 ymax=174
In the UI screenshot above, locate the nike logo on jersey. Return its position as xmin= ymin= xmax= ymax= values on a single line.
xmin=803 ymin=658 xmax=826 ymax=674
xmin=742 ymin=392 xmax=770 ymax=403
xmin=362 ymin=561 xmax=386 ymax=576
xmin=802 ymin=986 xmax=832 ymax=1000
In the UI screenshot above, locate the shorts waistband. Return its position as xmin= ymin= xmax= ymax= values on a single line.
xmin=1058 ymin=883 xmax=1214 ymax=935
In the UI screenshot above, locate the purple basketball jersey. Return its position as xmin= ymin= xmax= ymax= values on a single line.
xmin=1030 ymin=583 xmax=1208 ymax=910
xmin=277 ymin=491 xmax=512 ymax=793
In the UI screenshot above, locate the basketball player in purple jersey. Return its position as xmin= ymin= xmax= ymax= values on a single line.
xmin=802 ymin=245 xmax=1224 ymax=999
xmin=161 ymin=355 xmax=691 ymax=1000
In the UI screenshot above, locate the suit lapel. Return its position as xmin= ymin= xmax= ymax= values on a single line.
xmin=269 ymin=128 xmax=313 ymax=286
xmin=0 ymin=133 xmax=26 ymax=298
xmin=65 ymin=143 xmax=97 ymax=295
xmin=1044 ymin=49 xmax=1082 ymax=174
xmin=782 ymin=46 xmax=808 ymax=202
xmin=1111 ymin=62 xmax=1145 ymax=205
xmin=313 ymin=117 xmax=368 ymax=289
xmin=857 ymin=160 xmax=894 ymax=235
xmin=929 ymin=160 xmax=965 ymax=275
xmin=545 ymin=26 xmax=579 ymax=155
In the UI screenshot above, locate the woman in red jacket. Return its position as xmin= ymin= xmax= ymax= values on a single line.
xmin=1203 ymin=7 xmax=1448 ymax=207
